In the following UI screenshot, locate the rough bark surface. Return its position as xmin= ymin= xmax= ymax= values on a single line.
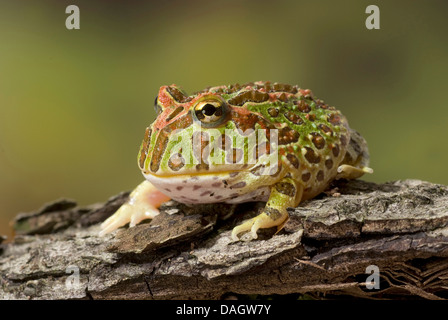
xmin=1 ymin=179 xmax=448 ymax=300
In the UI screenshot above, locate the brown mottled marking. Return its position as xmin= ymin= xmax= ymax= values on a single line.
xmin=275 ymin=182 xmax=296 ymax=197
xmin=316 ymin=102 xmax=328 ymax=109
xmin=273 ymin=83 xmax=297 ymax=93
xmin=230 ymin=181 xmax=247 ymax=189
xmin=196 ymin=163 xmax=209 ymax=171
xmin=200 ymin=190 xmax=212 ymax=196
xmin=325 ymin=158 xmax=333 ymax=170
xmin=316 ymin=170 xmax=325 ymax=181
xmin=193 ymin=185 xmax=201 ymax=190
xmin=168 ymin=153 xmax=185 ymax=171
xmin=328 ymin=113 xmax=341 ymax=125
xmin=150 ymin=132 xmax=169 ymax=173
xmin=165 ymin=106 xmax=184 ymax=122
xmin=231 ymin=111 xmax=274 ymax=133
xmin=305 ymin=113 xmax=316 ymax=121
xmin=278 ymin=127 xmax=300 ymax=145
xmin=295 ymin=100 xmax=311 ymax=113
xmin=139 ymin=127 xmax=152 ymax=170
xmin=264 ymin=207 xmax=282 ymax=220
xmin=301 ymin=172 xmax=311 ymax=182
xmin=304 ymin=147 xmax=321 ymax=164
xmin=227 ymin=90 xmax=269 ymax=106
xmin=166 ymin=86 xmax=192 ymax=103
xmin=277 ymin=92 xmax=288 ymax=102
xmin=211 ymin=182 xmax=221 ymax=187
xmin=268 ymin=108 xmax=279 ymax=117
xmin=310 ymin=132 xmax=325 ymax=149
xmin=286 ymin=153 xmax=300 ymax=169
xmin=331 ymin=144 xmax=340 ymax=157
xmin=229 ymin=172 xmax=239 ymax=177
xmin=285 ymin=111 xmax=304 ymax=125
xmin=255 ymin=82 xmax=298 ymax=94
xmin=319 ymin=124 xmax=333 ymax=136
xmin=176 ymin=186 xmax=183 ymax=191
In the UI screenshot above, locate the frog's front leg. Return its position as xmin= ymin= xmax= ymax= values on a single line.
xmin=99 ymin=180 xmax=170 ymax=236
xmin=231 ymin=177 xmax=304 ymax=241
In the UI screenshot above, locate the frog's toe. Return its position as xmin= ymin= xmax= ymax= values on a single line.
xmin=336 ymin=164 xmax=373 ymax=180
xmin=99 ymin=203 xmax=134 ymax=236
xmin=231 ymin=211 xmax=288 ymax=241
xmin=231 ymin=218 xmax=258 ymax=241
xmin=99 ymin=180 xmax=170 ymax=236
xmin=99 ymin=202 xmax=160 ymax=236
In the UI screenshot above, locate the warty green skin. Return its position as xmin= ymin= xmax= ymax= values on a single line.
xmin=102 ymin=81 xmax=372 ymax=240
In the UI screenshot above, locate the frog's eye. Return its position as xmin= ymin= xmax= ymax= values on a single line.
xmin=154 ymin=95 xmax=162 ymax=115
xmin=193 ymin=100 xmax=228 ymax=127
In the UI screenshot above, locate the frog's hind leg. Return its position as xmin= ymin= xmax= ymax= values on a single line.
xmin=231 ymin=177 xmax=303 ymax=241
xmin=99 ymin=180 xmax=170 ymax=236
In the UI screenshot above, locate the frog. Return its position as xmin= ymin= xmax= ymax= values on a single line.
xmin=100 ymin=81 xmax=373 ymax=241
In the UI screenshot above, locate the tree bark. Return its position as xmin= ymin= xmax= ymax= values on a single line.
xmin=1 ymin=179 xmax=448 ymax=300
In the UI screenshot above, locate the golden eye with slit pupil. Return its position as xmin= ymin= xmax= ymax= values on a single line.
xmin=194 ymin=101 xmax=224 ymax=123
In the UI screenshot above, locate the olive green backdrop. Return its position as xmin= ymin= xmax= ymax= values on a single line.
xmin=1 ymin=0 xmax=447 ymax=238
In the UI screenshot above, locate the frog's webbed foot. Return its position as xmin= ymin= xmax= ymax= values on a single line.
xmin=99 ymin=180 xmax=170 ymax=236
xmin=231 ymin=178 xmax=303 ymax=241
xmin=336 ymin=164 xmax=373 ymax=180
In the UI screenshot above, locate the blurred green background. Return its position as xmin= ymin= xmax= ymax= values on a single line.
xmin=1 ymin=0 xmax=447 ymax=239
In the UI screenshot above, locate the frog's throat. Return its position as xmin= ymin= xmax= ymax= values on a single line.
xmin=141 ymin=170 xmax=269 ymax=204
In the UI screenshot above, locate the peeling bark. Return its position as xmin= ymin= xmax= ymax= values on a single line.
xmin=1 ymin=179 xmax=448 ymax=300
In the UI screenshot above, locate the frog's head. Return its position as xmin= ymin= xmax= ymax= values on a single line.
xmin=138 ymin=84 xmax=278 ymax=180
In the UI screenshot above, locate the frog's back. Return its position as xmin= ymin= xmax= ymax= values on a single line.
xmin=202 ymin=81 xmax=371 ymax=200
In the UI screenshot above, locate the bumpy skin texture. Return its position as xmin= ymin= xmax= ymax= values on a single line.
xmin=101 ymin=81 xmax=372 ymax=240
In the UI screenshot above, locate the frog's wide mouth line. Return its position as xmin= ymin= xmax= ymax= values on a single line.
xmin=142 ymin=169 xmax=247 ymax=180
